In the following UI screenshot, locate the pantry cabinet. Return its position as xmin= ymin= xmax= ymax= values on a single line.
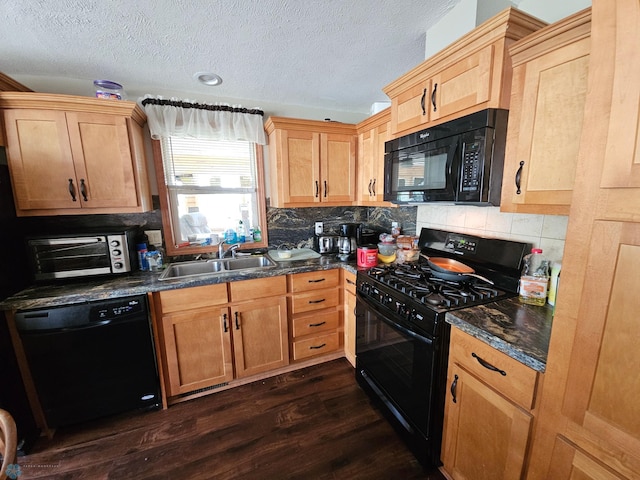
xmin=500 ymin=9 xmax=591 ymax=215
xmin=383 ymin=8 xmax=545 ymax=137
xmin=0 ymin=92 xmax=151 ymax=216
xmin=288 ymin=269 xmax=342 ymax=361
xmin=265 ymin=117 xmax=357 ymax=207
xmin=356 ymin=108 xmax=392 ymax=206
xmin=442 ymin=328 xmax=540 ymax=480
xmin=526 ymin=2 xmax=640 ymax=479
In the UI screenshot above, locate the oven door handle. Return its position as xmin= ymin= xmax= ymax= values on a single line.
xmin=357 ymin=293 xmax=433 ymax=345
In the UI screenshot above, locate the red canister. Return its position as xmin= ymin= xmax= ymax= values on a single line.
xmin=357 ymin=246 xmax=378 ymax=268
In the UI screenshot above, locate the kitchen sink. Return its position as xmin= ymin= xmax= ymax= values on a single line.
xmin=158 ymin=256 xmax=277 ymax=280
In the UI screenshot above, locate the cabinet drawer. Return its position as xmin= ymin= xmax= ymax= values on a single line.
xmin=290 ymin=287 xmax=340 ymax=314
xmin=158 ymin=284 xmax=228 ymax=314
xmin=450 ymin=328 xmax=539 ymax=410
xmin=343 ymin=270 xmax=357 ymax=295
xmin=291 ymin=310 xmax=340 ymax=338
xmin=292 ymin=331 xmax=340 ymax=360
xmin=289 ymin=269 xmax=340 ymax=293
xmin=229 ymin=275 xmax=286 ymax=302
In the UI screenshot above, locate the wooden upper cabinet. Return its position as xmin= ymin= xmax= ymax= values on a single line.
xmin=500 ymin=9 xmax=591 ymax=215
xmin=0 ymin=92 xmax=151 ymax=216
xmin=384 ymin=8 xmax=546 ymax=137
xmin=265 ymin=117 xmax=357 ymax=207
xmin=356 ymin=108 xmax=392 ymax=205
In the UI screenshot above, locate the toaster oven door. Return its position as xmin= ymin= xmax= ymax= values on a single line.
xmin=28 ymin=237 xmax=112 ymax=280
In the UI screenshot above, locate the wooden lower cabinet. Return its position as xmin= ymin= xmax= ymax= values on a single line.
xmin=342 ymin=270 xmax=357 ymax=367
xmin=288 ymin=269 xmax=342 ymax=361
xmin=230 ymin=296 xmax=289 ymax=378
xmin=442 ymin=328 xmax=539 ymax=480
xmin=154 ymin=277 xmax=289 ymax=401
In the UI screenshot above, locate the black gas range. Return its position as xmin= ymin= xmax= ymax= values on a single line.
xmin=355 ymin=228 xmax=531 ymax=467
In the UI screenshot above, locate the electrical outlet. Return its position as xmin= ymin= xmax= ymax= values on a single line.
xmin=145 ymin=230 xmax=163 ymax=246
xmin=315 ymin=222 xmax=323 ymax=235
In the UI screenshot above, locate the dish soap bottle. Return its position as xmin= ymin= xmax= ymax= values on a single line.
xmin=224 ymin=218 xmax=237 ymax=244
xmin=237 ymin=220 xmax=246 ymax=243
xmin=519 ymin=248 xmax=550 ymax=306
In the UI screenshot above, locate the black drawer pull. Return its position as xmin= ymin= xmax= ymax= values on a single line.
xmin=309 ymin=321 xmax=326 ymax=327
xmin=308 ymin=299 xmax=326 ymax=304
xmin=346 ymin=279 xmax=355 ymax=285
xmin=308 ymin=278 xmax=326 ymax=283
xmin=222 ymin=313 xmax=228 ymax=333
xmin=420 ymin=88 xmax=427 ymax=115
xmin=79 ymin=178 xmax=88 ymax=202
xmin=315 ymin=180 xmax=319 ymax=198
xmin=451 ymin=374 xmax=458 ymax=403
xmin=310 ymin=343 xmax=326 ymax=350
xmin=235 ymin=311 xmax=240 ymax=330
xmin=472 ymin=352 xmax=507 ymax=376
xmin=68 ymin=178 xmax=77 ymax=201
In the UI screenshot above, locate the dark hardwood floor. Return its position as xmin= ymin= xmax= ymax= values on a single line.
xmin=18 ymin=358 xmax=446 ymax=479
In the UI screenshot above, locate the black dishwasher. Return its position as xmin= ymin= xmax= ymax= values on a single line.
xmin=15 ymin=295 xmax=160 ymax=428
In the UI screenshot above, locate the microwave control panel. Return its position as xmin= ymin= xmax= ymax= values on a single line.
xmin=461 ymin=141 xmax=481 ymax=192
xmin=107 ymin=234 xmax=132 ymax=272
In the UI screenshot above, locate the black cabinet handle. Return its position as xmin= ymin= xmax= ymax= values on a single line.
xmin=420 ymin=88 xmax=427 ymax=115
xmin=451 ymin=374 xmax=458 ymax=403
xmin=324 ymin=180 xmax=327 ymax=198
xmin=472 ymin=352 xmax=507 ymax=376
xmin=315 ymin=180 xmax=319 ymax=198
xmin=372 ymin=178 xmax=376 ymax=196
xmin=235 ymin=311 xmax=240 ymax=330
xmin=515 ymin=161 xmax=524 ymax=195
xmin=309 ymin=321 xmax=326 ymax=327
xmin=222 ymin=313 xmax=228 ymax=333
xmin=431 ymin=83 xmax=438 ymax=112
xmin=368 ymin=179 xmax=372 ymax=195
xmin=308 ymin=298 xmax=326 ymax=304
xmin=346 ymin=279 xmax=355 ymax=285
xmin=68 ymin=179 xmax=77 ymax=201
xmin=308 ymin=278 xmax=326 ymax=283
xmin=79 ymin=178 xmax=88 ymax=202
xmin=310 ymin=343 xmax=326 ymax=350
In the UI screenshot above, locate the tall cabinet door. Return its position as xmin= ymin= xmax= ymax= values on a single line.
xmin=528 ymin=3 xmax=640 ymax=479
xmin=66 ymin=112 xmax=139 ymax=208
xmin=279 ymin=129 xmax=320 ymax=205
xmin=320 ymin=132 xmax=356 ymax=204
xmin=3 ymin=109 xmax=80 ymax=211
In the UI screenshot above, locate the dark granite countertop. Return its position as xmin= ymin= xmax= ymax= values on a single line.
xmin=445 ymin=298 xmax=554 ymax=373
xmin=0 ymin=255 xmax=358 ymax=311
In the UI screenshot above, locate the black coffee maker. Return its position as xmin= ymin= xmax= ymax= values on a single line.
xmin=338 ymin=223 xmax=359 ymax=261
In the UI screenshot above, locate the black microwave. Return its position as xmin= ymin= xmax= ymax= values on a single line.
xmin=26 ymin=228 xmax=139 ymax=281
xmin=383 ymin=109 xmax=508 ymax=205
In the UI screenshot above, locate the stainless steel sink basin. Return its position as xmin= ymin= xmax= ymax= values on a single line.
xmin=158 ymin=256 xmax=276 ymax=280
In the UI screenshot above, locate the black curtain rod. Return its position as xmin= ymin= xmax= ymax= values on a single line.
xmin=141 ymin=98 xmax=264 ymax=116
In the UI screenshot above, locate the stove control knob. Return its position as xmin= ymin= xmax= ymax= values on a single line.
xmin=113 ymin=262 xmax=124 ymax=269
xmin=112 ymin=249 xmax=122 ymax=256
xmin=110 ymin=240 xmax=121 ymax=247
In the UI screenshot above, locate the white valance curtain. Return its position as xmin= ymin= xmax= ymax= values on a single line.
xmin=140 ymin=95 xmax=266 ymax=145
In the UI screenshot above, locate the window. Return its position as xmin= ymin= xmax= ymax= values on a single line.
xmin=152 ymin=136 xmax=268 ymax=256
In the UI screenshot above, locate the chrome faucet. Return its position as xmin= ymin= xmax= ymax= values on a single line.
xmin=218 ymin=240 xmax=240 ymax=259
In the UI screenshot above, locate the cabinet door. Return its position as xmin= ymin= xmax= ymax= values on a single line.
xmin=430 ymin=45 xmax=494 ymax=122
xmin=501 ymin=30 xmax=590 ymax=214
xmin=357 ymin=128 xmax=375 ymax=204
xmin=66 ymin=112 xmax=140 ymax=208
xmin=231 ymin=297 xmax=289 ymax=378
xmin=372 ymin=119 xmax=390 ymax=203
xmin=3 ymin=109 xmax=80 ymax=211
xmin=320 ymin=132 xmax=356 ymax=204
xmin=344 ymin=290 xmax=356 ymax=367
xmin=548 ymin=437 xmax=627 ymax=480
xmin=442 ymin=365 xmax=533 ymax=480
xmin=279 ymin=129 xmax=321 ymax=204
xmin=160 ymin=306 xmax=233 ymax=396
xmin=390 ymin=80 xmax=431 ymax=135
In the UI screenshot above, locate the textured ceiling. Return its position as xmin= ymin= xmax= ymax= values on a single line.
xmin=0 ymin=0 xmax=461 ymax=118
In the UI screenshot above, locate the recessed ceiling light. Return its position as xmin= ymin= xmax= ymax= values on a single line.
xmin=194 ymin=72 xmax=223 ymax=86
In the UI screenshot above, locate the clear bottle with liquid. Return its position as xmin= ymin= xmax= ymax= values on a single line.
xmin=237 ymin=220 xmax=246 ymax=243
xmin=519 ymin=248 xmax=550 ymax=306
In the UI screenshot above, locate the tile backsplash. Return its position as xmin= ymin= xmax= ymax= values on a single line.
xmin=416 ymin=205 xmax=568 ymax=263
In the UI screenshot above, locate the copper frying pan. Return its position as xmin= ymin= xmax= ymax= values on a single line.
xmin=420 ymin=254 xmax=494 ymax=284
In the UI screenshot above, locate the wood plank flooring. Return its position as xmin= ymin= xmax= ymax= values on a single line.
xmin=18 ymin=358 xmax=446 ymax=479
